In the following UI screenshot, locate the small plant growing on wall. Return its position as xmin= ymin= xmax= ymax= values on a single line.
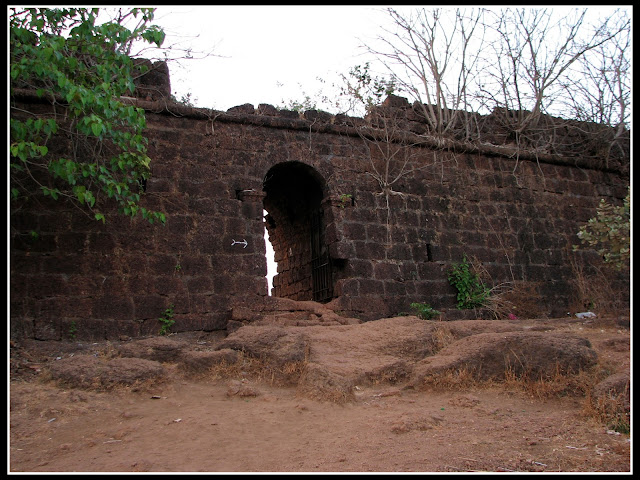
xmin=339 ymin=193 xmax=353 ymax=208
xmin=410 ymin=302 xmax=442 ymax=320
xmin=68 ymin=321 xmax=78 ymax=340
xmin=448 ymin=255 xmax=490 ymax=309
xmin=158 ymin=304 xmax=175 ymax=336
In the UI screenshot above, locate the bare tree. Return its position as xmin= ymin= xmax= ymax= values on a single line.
xmin=332 ymin=65 xmax=438 ymax=245
xmin=557 ymin=9 xmax=630 ymax=162
xmin=360 ymin=106 xmax=422 ymax=196
xmin=479 ymin=8 xmax=629 ymax=145
xmin=368 ymin=7 xmax=487 ymax=139
xmin=363 ymin=7 xmax=629 ymax=156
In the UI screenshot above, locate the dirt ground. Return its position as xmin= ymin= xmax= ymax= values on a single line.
xmin=9 ymin=316 xmax=631 ymax=473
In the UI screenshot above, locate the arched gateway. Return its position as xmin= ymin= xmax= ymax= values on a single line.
xmin=263 ymin=161 xmax=333 ymax=302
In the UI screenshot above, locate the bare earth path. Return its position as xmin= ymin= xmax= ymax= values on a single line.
xmin=9 ymin=317 xmax=630 ymax=473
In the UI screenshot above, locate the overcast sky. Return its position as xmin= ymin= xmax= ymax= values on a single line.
xmin=148 ymin=5 xmax=628 ymax=115
xmin=150 ymin=5 xmax=393 ymax=111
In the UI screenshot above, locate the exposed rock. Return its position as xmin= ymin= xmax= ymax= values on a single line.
xmin=390 ymin=413 xmax=444 ymax=434
xmin=615 ymin=316 xmax=631 ymax=328
xmin=216 ymin=316 xmax=538 ymax=401
xmin=217 ymin=325 xmax=311 ymax=367
xmin=441 ymin=319 xmax=525 ymax=338
xmin=230 ymin=296 xmax=361 ymax=327
xmin=253 ymin=310 xmax=359 ymax=327
xmin=117 ymin=337 xmax=188 ymax=363
xmin=449 ymin=394 xmax=481 ymax=408
xmin=383 ymin=94 xmax=410 ymax=108
xmin=41 ymin=317 xmax=602 ymax=404
xmin=133 ymin=59 xmax=171 ymax=101
xmin=297 ymin=363 xmax=356 ymax=403
xmin=226 ymin=379 xmax=261 ymax=398
xmin=303 ymin=109 xmax=333 ymax=122
xmin=46 ymin=355 xmax=166 ymax=390
xmin=410 ymin=331 xmax=598 ymax=386
xmin=256 ymin=103 xmax=278 ymax=116
xmin=227 ymin=103 xmax=255 ymax=114
xmin=597 ymin=335 xmax=630 ymax=352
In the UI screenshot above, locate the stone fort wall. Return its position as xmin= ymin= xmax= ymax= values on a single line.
xmin=10 ymin=71 xmax=630 ymax=340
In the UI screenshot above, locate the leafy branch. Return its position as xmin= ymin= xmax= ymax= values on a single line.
xmin=10 ymin=7 xmax=167 ymax=225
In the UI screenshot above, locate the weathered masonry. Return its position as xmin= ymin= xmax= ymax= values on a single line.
xmin=10 ymin=66 xmax=630 ymax=340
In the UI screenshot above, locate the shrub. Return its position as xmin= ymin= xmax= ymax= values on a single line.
xmin=576 ymin=188 xmax=630 ymax=271
xmin=447 ymin=255 xmax=490 ymax=309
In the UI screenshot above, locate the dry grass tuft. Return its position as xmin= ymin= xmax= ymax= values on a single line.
xmin=482 ymin=280 xmax=545 ymax=319
xmin=419 ymin=359 xmax=629 ymax=432
xmin=583 ymin=386 xmax=630 ymax=434
xmin=466 ymin=255 xmax=545 ymax=319
xmin=298 ymin=385 xmax=355 ymax=404
xmin=41 ymin=367 xmax=168 ymax=394
xmin=418 ymin=367 xmax=479 ymax=391
xmin=205 ymin=351 xmax=306 ymax=387
xmin=95 ymin=341 xmax=120 ymax=359
xmin=501 ymin=358 xmax=629 ymax=433
xmin=431 ymin=325 xmax=456 ymax=353
xmin=502 ymin=363 xmax=594 ymax=399
xmin=296 ymin=364 xmax=357 ymax=404
xmin=569 ymin=253 xmax=628 ymax=315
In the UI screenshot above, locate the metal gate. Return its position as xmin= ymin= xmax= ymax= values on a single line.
xmin=310 ymin=208 xmax=332 ymax=302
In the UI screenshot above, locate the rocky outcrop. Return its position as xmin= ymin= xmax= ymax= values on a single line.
xmin=409 ymin=331 xmax=598 ymax=386
xmin=216 ymin=316 xmax=598 ymax=401
xmin=41 ymin=315 xmax=605 ymax=403
xmin=47 ymin=355 xmax=166 ymax=390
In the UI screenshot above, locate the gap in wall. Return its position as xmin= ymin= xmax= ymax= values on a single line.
xmin=263 ymin=209 xmax=276 ymax=295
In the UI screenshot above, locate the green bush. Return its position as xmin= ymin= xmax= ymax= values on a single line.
xmin=447 ymin=255 xmax=490 ymax=309
xmin=576 ymin=188 xmax=630 ymax=271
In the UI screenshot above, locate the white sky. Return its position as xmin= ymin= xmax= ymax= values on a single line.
xmin=149 ymin=5 xmax=629 ymax=114
xmin=151 ymin=5 xmax=392 ymax=111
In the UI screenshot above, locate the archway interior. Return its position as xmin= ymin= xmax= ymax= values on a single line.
xmin=263 ymin=162 xmax=332 ymax=301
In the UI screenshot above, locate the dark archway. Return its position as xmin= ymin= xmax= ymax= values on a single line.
xmin=263 ymin=161 xmax=333 ymax=302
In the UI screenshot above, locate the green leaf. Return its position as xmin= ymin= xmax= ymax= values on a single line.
xmin=73 ymin=185 xmax=86 ymax=203
xmin=91 ymin=120 xmax=103 ymax=137
xmin=42 ymin=46 xmax=54 ymax=60
xmin=57 ymin=73 xmax=68 ymax=89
